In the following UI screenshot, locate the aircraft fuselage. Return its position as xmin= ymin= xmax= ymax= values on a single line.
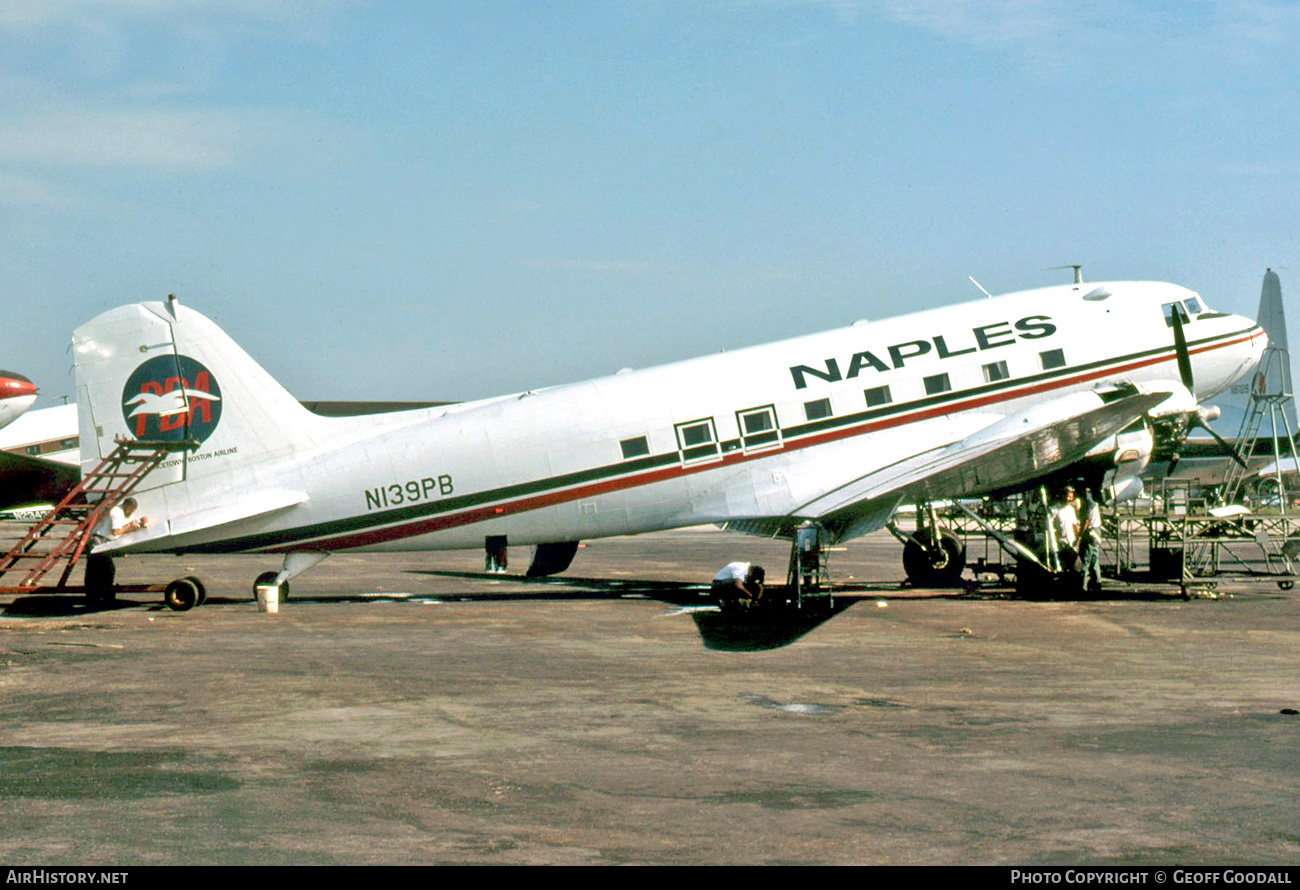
xmin=77 ymin=281 xmax=1265 ymax=557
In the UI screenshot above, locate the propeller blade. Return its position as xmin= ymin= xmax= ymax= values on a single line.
xmin=1170 ymin=307 xmax=1195 ymax=392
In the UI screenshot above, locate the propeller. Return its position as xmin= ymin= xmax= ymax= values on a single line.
xmin=1170 ymin=304 xmax=1195 ymax=392
xmin=1163 ymin=308 xmax=1248 ymax=473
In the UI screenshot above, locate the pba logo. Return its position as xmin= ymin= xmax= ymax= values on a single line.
xmin=121 ymin=355 xmax=223 ymax=443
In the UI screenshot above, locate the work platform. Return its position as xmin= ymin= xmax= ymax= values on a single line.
xmin=917 ymin=494 xmax=1300 ymax=594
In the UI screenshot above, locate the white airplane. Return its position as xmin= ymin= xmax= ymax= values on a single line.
xmin=67 ymin=280 xmax=1265 ymax=608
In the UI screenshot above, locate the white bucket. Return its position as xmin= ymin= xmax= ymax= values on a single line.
xmin=255 ymin=583 xmax=280 ymax=614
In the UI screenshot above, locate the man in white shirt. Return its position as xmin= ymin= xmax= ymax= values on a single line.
xmin=711 ymin=561 xmax=766 ymax=610
xmin=1053 ymin=486 xmax=1079 ymax=572
xmin=93 ymin=497 xmax=149 ymax=545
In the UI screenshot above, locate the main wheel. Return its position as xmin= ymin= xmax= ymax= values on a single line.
xmin=163 ymin=577 xmax=200 ymax=612
xmin=252 ymin=571 xmax=289 ymax=601
xmin=84 ymin=555 xmax=117 ymax=606
xmin=183 ymin=576 xmax=207 ymax=606
xmin=902 ymin=529 xmax=967 ymax=587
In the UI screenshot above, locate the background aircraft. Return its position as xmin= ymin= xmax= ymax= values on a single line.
xmin=0 ymin=371 xmax=37 ymax=431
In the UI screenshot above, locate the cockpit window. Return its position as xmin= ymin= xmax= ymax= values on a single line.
xmin=1183 ymin=297 xmax=1204 ymax=316
xmin=1163 ymin=301 xmax=1192 ymax=328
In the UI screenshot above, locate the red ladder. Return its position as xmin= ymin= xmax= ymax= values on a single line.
xmin=0 ymin=438 xmax=193 ymax=591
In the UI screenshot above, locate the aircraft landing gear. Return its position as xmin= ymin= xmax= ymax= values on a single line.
xmin=899 ymin=502 xmax=966 ymax=587
xmin=250 ymin=552 xmax=329 ymax=603
xmin=252 ymin=571 xmax=290 ymax=602
xmin=902 ymin=529 xmax=966 ymax=587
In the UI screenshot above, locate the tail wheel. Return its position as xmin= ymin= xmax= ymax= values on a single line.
xmin=253 ymin=571 xmax=289 ymax=601
xmin=902 ymin=530 xmax=967 ymax=587
xmin=164 ymin=577 xmax=201 ymax=612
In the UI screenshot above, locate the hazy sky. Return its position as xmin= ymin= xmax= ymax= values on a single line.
xmin=3 ymin=1 xmax=1297 ymax=405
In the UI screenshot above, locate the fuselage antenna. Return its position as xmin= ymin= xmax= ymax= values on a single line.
xmin=968 ymin=276 xmax=994 ymax=299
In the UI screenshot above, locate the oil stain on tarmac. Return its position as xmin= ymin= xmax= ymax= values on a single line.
xmin=0 ymin=746 xmax=240 ymax=799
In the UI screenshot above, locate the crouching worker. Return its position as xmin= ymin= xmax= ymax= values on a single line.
xmin=711 ymin=562 xmax=765 ymax=612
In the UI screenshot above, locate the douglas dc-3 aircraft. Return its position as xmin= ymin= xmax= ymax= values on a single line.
xmin=68 ymin=279 xmax=1265 ymax=608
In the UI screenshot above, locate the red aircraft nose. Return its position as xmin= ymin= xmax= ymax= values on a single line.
xmin=0 ymin=371 xmax=37 ymax=399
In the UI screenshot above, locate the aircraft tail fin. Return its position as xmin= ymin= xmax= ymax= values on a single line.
xmin=1255 ymin=270 xmax=1295 ymax=414
xmin=72 ymin=296 xmax=330 ymax=493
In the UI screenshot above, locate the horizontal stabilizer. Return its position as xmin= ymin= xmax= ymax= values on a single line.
xmin=94 ymin=489 xmax=309 ymax=553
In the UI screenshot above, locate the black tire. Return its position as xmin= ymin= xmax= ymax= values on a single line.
xmin=184 ymin=576 xmax=207 ymax=606
xmin=253 ymin=571 xmax=289 ymax=601
xmin=902 ymin=529 xmax=967 ymax=587
xmin=84 ymin=555 xmax=117 ymax=606
xmin=163 ymin=577 xmax=200 ymax=612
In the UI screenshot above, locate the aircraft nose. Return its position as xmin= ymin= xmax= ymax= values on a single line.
xmin=0 ymin=371 xmax=37 ymax=399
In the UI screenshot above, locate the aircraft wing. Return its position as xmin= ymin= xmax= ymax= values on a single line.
xmin=797 ymin=390 xmax=1169 ymax=541
xmin=0 ymin=451 xmax=80 ymax=511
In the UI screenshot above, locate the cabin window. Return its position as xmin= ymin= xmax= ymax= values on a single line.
xmin=619 ymin=436 xmax=650 ymax=459
xmin=864 ymin=385 xmax=892 ymax=408
xmin=923 ymin=373 xmax=951 ymax=395
xmin=982 ymin=360 xmax=1010 ymax=383
xmin=674 ymin=418 xmax=720 ymax=463
xmin=1040 ymin=349 xmax=1066 ymax=370
xmin=803 ymin=398 xmax=832 ymax=422
xmin=737 ymin=406 xmax=780 ymax=450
